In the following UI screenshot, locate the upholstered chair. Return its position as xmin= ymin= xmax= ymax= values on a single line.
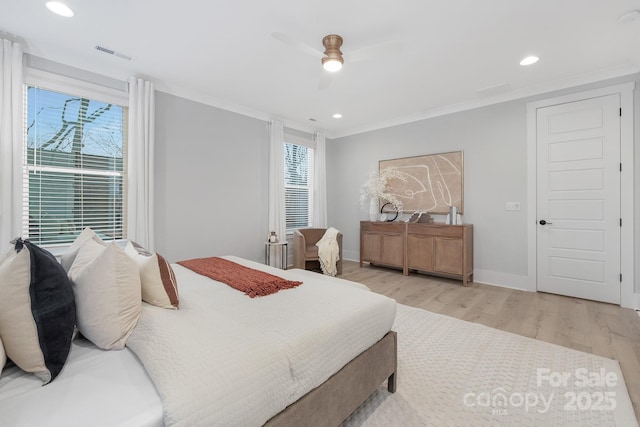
xmin=293 ymin=228 xmax=343 ymax=275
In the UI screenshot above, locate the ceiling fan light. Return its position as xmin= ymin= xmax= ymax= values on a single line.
xmin=322 ymin=57 xmax=343 ymax=72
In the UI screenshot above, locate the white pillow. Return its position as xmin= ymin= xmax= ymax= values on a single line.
xmin=67 ymin=236 xmax=105 ymax=278
xmin=124 ymin=242 xmax=179 ymax=309
xmin=69 ymin=240 xmax=141 ymax=350
xmin=60 ymin=227 xmax=105 ymax=272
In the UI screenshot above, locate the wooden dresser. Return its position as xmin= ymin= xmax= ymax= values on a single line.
xmin=360 ymin=221 xmax=474 ymax=286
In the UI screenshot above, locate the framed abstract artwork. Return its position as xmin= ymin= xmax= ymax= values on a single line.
xmin=379 ymin=151 xmax=463 ymax=214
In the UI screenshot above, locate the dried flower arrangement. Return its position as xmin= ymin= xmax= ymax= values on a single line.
xmin=359 ymin=167 xmax=407 ymax=212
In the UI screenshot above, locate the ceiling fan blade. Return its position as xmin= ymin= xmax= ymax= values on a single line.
xmin=318 ymin=73 xmax=333 ymax=90
xmin=271 ymin=32 xmax=324 ymax=58
xmin=349 ymin=40 xmax=403 ymax=62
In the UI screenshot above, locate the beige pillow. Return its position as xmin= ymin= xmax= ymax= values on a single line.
xmin=69 ymin=240 xmax=141 ymax=350
xmin=124 ymin=242 xmax=179 ymax=309
xmin=0 ymin=240 xmax=75 ymax=383
xmin=60 ymin=227 xmax=105 ymax=272
xmin=0 ymin=337 xmax=6 ymax=377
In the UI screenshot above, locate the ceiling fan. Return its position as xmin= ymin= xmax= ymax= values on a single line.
xmin=320 ymin=34 xmax=344 ymax=72
xmin=271 ymin=32 xmax=402 ymax=89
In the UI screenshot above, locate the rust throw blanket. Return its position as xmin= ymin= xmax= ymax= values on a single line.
xmin=177 ymin=257 xmax=302 ymax=298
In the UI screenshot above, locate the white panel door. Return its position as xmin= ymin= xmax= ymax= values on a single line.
xmin=536 ymin=94 xmax=620 ymax=304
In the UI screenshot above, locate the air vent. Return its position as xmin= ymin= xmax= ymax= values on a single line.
xmin=476 ymin=83 xmax=511 ymax=97
xmin=95 ymin=45 xmax=133 ymax=61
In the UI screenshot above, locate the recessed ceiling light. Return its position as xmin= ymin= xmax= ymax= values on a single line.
xmin=519 ymin=56 xmax=539 ymax=66
xmin=45 ymin=1 xmax=74 ymax=17
xmin=332 ymin=113 xmax=342 ymax=119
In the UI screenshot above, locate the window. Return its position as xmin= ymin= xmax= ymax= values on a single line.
xmin=23 ymin=84 xmax=127 ymax=246
xmin=284 ymin=141 xmax=314 ymax=231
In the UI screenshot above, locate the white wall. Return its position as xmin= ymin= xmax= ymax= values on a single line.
xmin=327 ymin=75 xmax=640 ymax=293
xmin=154 ymin=91 xmax=270 ymax=263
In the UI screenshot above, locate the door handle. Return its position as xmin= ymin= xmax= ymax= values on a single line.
xmin=539 ymin=220 xmax=553 ymax=225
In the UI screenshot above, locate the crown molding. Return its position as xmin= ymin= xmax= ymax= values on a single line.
xmin=154 ymin=82 xmax=322 ymax=136
xmin=328 ymin=64 xmax=639 ymax=139
xmin=152 ymin=63 xmax=638 ymax=141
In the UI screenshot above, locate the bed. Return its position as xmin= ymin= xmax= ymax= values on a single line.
xmin=0 ymin=254 xmax=397 ymax=426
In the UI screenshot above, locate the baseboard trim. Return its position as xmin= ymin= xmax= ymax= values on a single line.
xmin=343 ymin=250 xmax=360 ymax=263
xmin=472 ymin=269 xmax=532 ymax=292
xmin=344 ymin=252 xmax=531 ymax=292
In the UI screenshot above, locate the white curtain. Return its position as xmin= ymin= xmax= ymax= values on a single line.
xmin=0 ymin=39 xmax=24 ymax=247
xmin=313 ymin=132 xmax=327 ymax=228
xmin=127 ymin=77 xmax=155 ymax=251
xmin=268 ymin=119 xmax=285 ymax=242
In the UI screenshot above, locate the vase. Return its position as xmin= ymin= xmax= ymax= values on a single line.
xmin=369 ymin=197 xmax=379 ymax=221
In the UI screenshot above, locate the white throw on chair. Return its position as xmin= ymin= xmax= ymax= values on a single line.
xmin=293 ymin=228 xmax=343 ymax=275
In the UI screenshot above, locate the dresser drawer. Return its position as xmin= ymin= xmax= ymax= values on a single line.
xmin=361 ymin=221 xmax=405 ymax=234
xmin=407 ymin=223 xmax=463 ymax=238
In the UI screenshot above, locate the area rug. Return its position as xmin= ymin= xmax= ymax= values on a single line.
xmin=342 ymin=304 xmax=638 ymax=426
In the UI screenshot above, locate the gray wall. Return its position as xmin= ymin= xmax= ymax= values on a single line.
xmin=327 ymin=101 xmax=529 ymax=285
xmin=153 ymin=75 xmax=638 ymax=297
xmin=154 ymin=91 xmax=269 ymax=263
xmin=21 ymin=54 xmax=639 ymax=300
xmin=327 ymin=75 xmax=640 ymax=291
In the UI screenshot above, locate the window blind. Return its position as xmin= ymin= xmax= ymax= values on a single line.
xmin=284 ymin=142 xmax=314 ymax=230
xmin=23 ymin=85 xmax=127 ymax=246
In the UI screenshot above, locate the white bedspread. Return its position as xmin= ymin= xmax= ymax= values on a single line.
xmin=126 ymin=256 xmax=397 ymax=427
xmin=0 ymin=338 xmax=163 ymax=427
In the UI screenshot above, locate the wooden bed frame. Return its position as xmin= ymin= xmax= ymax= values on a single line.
xmin=265 ymin=330 xmax=397 ymax=427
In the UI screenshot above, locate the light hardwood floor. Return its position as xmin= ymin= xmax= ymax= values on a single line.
xmin=340 ymin=260 xmax=640 ymax=421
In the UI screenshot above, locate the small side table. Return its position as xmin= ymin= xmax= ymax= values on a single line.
xmin=265 ymin=241 xmax=288 ymax=270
